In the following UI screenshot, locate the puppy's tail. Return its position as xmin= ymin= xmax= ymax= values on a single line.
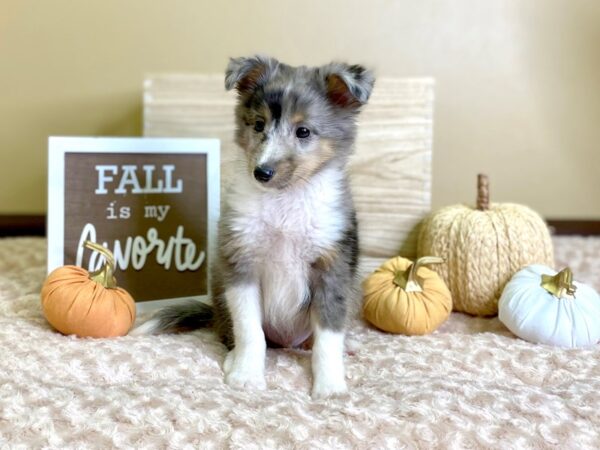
xmin=130 ymin=300 xmax=213 ymax=336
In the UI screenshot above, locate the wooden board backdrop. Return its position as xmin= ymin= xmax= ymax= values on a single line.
xmin=144 ymin=75 xmax=433 ymax=270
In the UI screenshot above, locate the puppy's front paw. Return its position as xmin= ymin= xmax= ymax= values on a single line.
xmin=223 ymin=350 xmax=266 ymax=390
xmin=225 ymin=366 xmax=266 ymax=390
xmin=311 ymin=376 xmax=347 ymax=399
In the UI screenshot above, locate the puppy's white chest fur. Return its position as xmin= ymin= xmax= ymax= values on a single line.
xmin=226 ymin=167 xmax=346 ymax=346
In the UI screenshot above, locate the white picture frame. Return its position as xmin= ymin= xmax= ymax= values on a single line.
xmin=48 ymin=136 xmax=220 ymax=313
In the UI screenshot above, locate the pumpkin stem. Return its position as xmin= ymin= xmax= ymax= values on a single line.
xmin=84 ymin=240 xmax=117 ymax=289
xmin=476 ymin=174 xmax=490 ymax=211
xmin=540 ymin=267 xmax=577 ymax=299
xmin=393 ymin=256 xmax=445 ymax=293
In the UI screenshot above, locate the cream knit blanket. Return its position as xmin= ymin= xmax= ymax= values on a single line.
xmin=1 ymin=237 xmax=599 ymax=449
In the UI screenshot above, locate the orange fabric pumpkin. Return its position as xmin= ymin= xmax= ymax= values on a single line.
xmin=41 ymin=241 xmax=136 ymax=338
xmin=362 ymin=256 xmax=452 ymax=335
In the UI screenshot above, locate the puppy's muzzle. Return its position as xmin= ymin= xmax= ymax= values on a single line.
xmin=254 ymin=165 xmax=275 ymax=183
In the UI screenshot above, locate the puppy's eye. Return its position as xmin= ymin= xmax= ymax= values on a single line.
xmin=254 ymin=120 xmax=265 ymax=132
xmin=296 ymin=127 xmax=310 ymax=139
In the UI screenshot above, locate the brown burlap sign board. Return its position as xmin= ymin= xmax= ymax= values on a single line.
xmin=47 ymin=137 xmax=220 ymax=307
xmin=144 ymin=75 xmax=433 ymax=264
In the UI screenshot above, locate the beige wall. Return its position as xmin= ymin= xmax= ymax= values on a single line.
xmin=1 ymin=0 xmax=599 ymax=218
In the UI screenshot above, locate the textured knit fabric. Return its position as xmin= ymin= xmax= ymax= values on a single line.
xmin=1 ymin=236 xmax=599 ymax=449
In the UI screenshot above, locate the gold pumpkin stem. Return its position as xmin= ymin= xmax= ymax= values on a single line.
xmin=84 ymin=240 xmax=117 ymax=289
xmin=393 ymin=256 xmax=445 ymax=293
xmin=540 ymin=267 xmax=577 ymax=299
xmin=477 ymin=173 xmax=490 ymax=211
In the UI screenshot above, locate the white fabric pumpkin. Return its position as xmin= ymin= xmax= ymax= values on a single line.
xmin=498 ymin=264 xmax=600 ymax=348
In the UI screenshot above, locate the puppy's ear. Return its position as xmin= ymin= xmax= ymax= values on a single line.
xmin=320 ymin=63 xmax=375 ymax=108
xmin=225 ymin=55 xmax=279 ymax=93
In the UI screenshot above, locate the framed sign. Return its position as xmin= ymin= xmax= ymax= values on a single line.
xmin=48 ymin=137 xmax=220 ymax=312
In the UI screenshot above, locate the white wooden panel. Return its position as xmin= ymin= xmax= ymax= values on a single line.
xmin=144 ymin=75 xmax=433 ymax=259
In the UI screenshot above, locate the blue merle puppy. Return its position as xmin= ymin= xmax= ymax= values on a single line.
xmin=135 ymin=55 xmax=374 ymax=398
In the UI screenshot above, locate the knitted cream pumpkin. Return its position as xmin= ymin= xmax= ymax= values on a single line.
xmin=362 ymin=256 xmax=452 ymax=335
xmin=418 ymin=174 xmax=554 ymax=316
xmin=499 ymin=265 xmax=600 ymax=348
xmin=41 ymin=241 xmax=136 ymax=338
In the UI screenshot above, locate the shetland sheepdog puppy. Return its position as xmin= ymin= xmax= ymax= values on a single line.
xmin=134 ymin=56 xmax=374 ymax=398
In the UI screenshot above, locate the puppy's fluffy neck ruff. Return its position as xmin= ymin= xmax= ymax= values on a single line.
xmin=224 ymin=161 xmax=350 ymax=347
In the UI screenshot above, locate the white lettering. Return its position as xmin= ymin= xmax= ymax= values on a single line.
xmin=113 ymin=237 xmax=132 ymax=271
xmin=162 ymin=165 xmax=183 ymax=193
xmin=95 ymin=165 xmax=118 ymax=194
xmin=95 ymin=164 xmax=183 ymax=195
xmin=106 ymin=201 xmax=118 ymax=219
xmin=115 ymin=165 xmax=142 ymax=194
xmin=157 ymin=205 xmax=170 ymax=222
xmin=77 ymin=223 xmax=205 ymax=272
xmin=144 ymin=205 xmax=171 ymax=222
xmin=142 ymin=165 xmax=164 ymax=194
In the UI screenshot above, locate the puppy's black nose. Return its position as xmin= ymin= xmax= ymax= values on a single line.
xmin=253 ymin=165 xmax=275 ymax=183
